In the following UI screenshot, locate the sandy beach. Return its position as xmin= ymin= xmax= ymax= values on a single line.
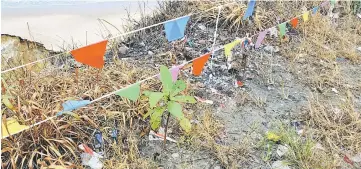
xmin=1 ymin=1 xmax=157 ymax=51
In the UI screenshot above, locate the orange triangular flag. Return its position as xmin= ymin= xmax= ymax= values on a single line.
xmin=192 ymin=53 xmax=210 ymax=76
xmin=71 ymin=40 xmax=108 ymax=69
xmin=290 ymin=18 xmax=298 ymax=28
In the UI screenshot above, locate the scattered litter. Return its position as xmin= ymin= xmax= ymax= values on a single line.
xmin=351 ymin=153 xmax=361 ymax=163
xmin=331 ymin=88 xmax=338 ymax=94
xmin=111 ymin=128 xmax=118 ymax=143
xmin=194 ymin=96 xmax=214 ymax=104
xmin=271 ymin=161 xmax=291 ymax=169
xmin=190 ymin=119 xmax=200 ymax=124
xmin=94 ymin=132 xmax=103 ymax=149
xmin=80 ymin=153 xmax=103 ymax=169
xmin=171 ymin=153 xmax=180 ymax=158
xmin=78 ymin=144 xmax=103 ymax=158
xmin=357 ymin=13 xmax=361 ymax=19
xmin=198 ymin=24 xmax=206 ymax=31
xmin=79 ymin=144 xmax=103 ymax=169
xmin=276 ymin=145 xmax=289 ymax=157
xmin=344 ymin=155 xmax=354 ymax=166
xmin=149 ymin=130 xmax=177 ymax=143
xmin=235 ymin=80 xmax=244 ymax=87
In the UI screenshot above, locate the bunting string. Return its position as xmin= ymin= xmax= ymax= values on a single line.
xmin=210 ymin=5 xmax=222 ymax=69
xmin=1 ymin=2 xmax=237 ymax=74
xmin=1 ymin=0 xmax=330 ymax=139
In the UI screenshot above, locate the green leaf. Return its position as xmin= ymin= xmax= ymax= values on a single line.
xmin=148 ymin=92 xmax=164 ymax=108
xmin=179 ymin=117 xmax=191 ymax=132
xmin=160 ymin=65 xmax=173 ymax=94
xmin=170 ymin=80 xmax=186 ymax=97
xmin=171 ymin=95 xmax=196 ymax=103
xmin=143 ymin=90 xmax=151 ymax=96
xmin=167 ymin=101 xmax=183 ymax=119
xmin=150 ymin=107 xmax=165 ymax=130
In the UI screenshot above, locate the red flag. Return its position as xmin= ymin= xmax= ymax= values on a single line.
xmin=290 ymin=18 xmax=298 ymax=28
xmin=71 ymin=40 xmax=108 ymax=69
xmin=192 ymin=53 xmax=210 ymax=76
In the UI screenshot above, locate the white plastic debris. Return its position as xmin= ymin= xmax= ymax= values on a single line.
xmin=80 ymin=153 xmax=103 ymax=169
xmin=78 ymin=144 xmax=103 ymax=169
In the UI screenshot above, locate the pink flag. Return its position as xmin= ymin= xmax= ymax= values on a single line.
xmin=157 ymin=65 xmax=182 ymax=82
xmin=320 ymin=0 xmax=329 ymax=7
xmin=255 ymin=30 xmax=268 ymax=48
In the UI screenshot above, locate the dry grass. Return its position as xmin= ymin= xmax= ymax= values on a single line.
xmin=1 ymin=60 xmax=160 ymax=168
xmin=305 ymin=91 xmax=361 ymax=157
xmin=260 ymin=124 xmax=337 ymax=169
xmin=188 ymin=110 xmax=252 ymax=168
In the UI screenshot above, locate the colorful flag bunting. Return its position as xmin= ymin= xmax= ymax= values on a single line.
xmin=71 ymin=40 xmax=107 ymax=69
xmin=224 ymin=39 xmax=241 ymax=57
xmin=192 ymin=53 xmax=210 ymax=76
xmin=243 ymin=0 xmax=256 ymax=20
xmin=156 ymin=65 xmax=182 ymax=82
xmin=164 ymin=16 xmax=190 ymax=42
xmin=57 ymin=100 xmax=91 ymax=116
xmin=115 ymin=83 xmax=141 ymax=101
xmin=2 ymin=118 xmax=29 ymax=138
xmin=255 ymin=30 xmax=268 ymax=48
xmin=278 ymin=22 xmax=287 ymax=38
xmin=290 ymin=18 xmax=299 ymax=28
xmin=312 ymin=7 xmax=319 ymax=14
xmin=302 ymin=11 xmax=309 ymax=22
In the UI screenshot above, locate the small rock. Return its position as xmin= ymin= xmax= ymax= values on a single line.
xmin=357 ymin=13 xmax=361 ymax=19
xmin=213 ymin=166 xmax=221 ymax=169
xmin=271 ymin=161 xmax=291 ymax=169
xmin=277 ymin=145 xmax=289 ymax=157
xmin=264 ymin=45 xmax=279 ymax=53
xmin=148 ymin=51 xmax=154 ymax=56
xmin=171 ymin=153 xmax=179 ymax=159
xmin=198 ymin=24 xmax=207 ymax=31
xmin=139 ymin=42 xmax=145 ymax=47
xmin=118 ymin=46 xmax=129 ymax=55
xmin=185 ymin=47 xmax=193 ymax=51
xmin=356 ymin=46 xmax=361 ymax=52
xmin=198 ymin=40 xmax=207 ymax=45
xmin=331 ymin=88 xmax=338 ymax=94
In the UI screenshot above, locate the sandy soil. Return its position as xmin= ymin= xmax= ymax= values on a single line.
xmin=1 ymin=1 xmax=157 ymax=51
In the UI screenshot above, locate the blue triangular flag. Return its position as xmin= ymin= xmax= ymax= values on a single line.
xmin=164 ymin=16 xmax=190 ymax=42
xmin=57 ymin=100 xmax=91 ymax=116
xmin=312 ymin=6 xmax=319 ymax=14
xmin=243 ymin=0 xmax=256 ymax=20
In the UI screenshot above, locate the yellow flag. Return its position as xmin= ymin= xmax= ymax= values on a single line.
xmin=302 ymin=11 xmax=309 ymax=22
xmin=2 ymin=117 xmax=29 ymax=138
xmin=224 ymin=39 xmax=242 ymax=57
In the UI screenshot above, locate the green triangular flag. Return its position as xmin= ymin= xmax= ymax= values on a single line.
xmin=115 ymin=83 xmax=141 ymax=101
xmin=278 ymin=22 xmax=287 ymax=38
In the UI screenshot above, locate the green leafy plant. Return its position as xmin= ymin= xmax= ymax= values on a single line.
xmin=143 ymin=65 xmax=196 ymax=142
